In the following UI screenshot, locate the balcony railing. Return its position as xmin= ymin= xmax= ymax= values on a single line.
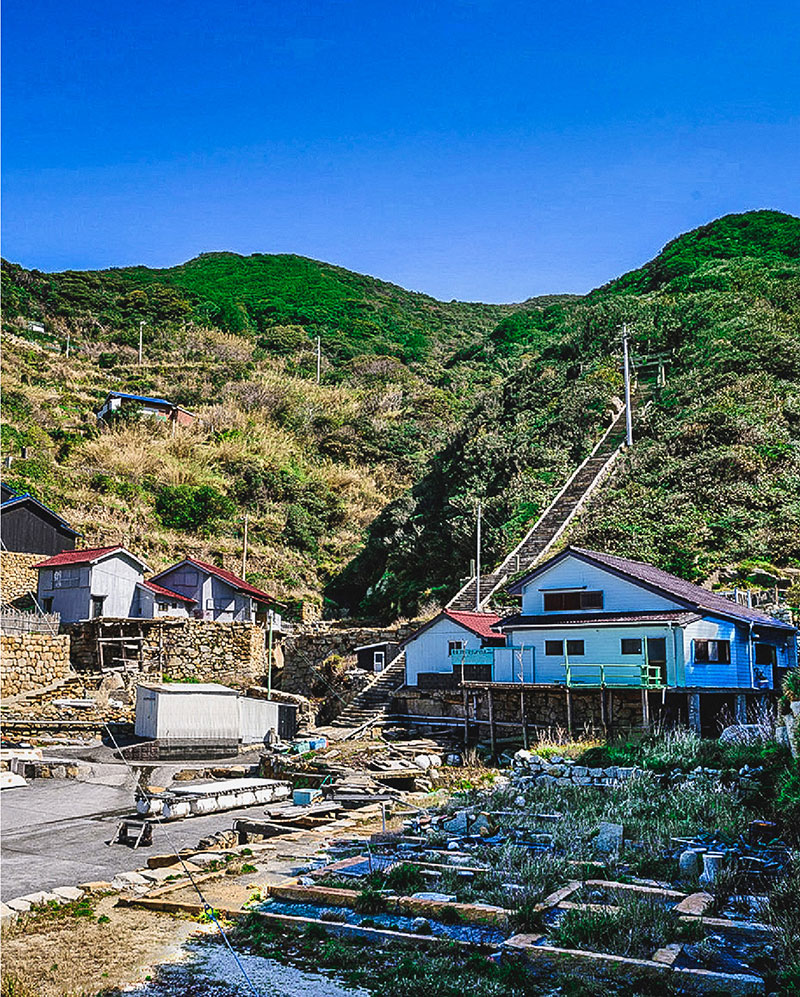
xmin=450 ymin=646 xmax=665 ymax=688
xmin=565 ymin=661 xmax=665 ymax=689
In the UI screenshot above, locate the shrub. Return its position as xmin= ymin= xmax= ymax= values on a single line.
xmin=154 ymin=483 xmax=234 ymax=531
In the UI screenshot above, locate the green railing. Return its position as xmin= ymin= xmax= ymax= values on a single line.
xmin=565 ymin=661 xmax=664 ymax=689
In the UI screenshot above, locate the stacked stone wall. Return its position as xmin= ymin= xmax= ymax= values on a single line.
xmin=394 ymin=686 xmax=647 ymax=734
xmin=0 ymin=551 xmax=43 ymax=603
xmin=279 ymin=620 xmax=420 ymax=695
xmin=64 ymin=618 xmax=266 ymax=686
xmin=1 ymin=632 xmax=71 ymax=698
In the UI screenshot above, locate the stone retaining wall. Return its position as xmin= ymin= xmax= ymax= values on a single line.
xmin=0 ymin=551 xmax=43 ymax=603
xmin=64 ymin=618 xmax=266 ymax=686
xmin=279 ymin=620 xmax=420 ymax=695
xmin=394 ymin=685 xmax=647 ymax=734
xmin=0 ymin=632 xmax=72 ymax=698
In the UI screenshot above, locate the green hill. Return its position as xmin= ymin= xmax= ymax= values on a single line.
xmin=3 ymin=210 xmax=799 ymax=619
xmin=1 ymin=252 xmax=510 ymax=367
xmin=326 ymin=210 xmax=800 ymax=618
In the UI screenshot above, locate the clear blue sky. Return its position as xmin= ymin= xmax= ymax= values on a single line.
xmin=3 ymin=0 xmax=799 ymax=302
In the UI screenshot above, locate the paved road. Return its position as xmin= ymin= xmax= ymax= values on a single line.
xmin=0 ymin=758 xmax=301 ymax=900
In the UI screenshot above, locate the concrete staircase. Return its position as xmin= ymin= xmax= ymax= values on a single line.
xmin=325 ymin=652 xmax=407 ymax=737
xmin=447 ymin=405 xmax=628 ymax=611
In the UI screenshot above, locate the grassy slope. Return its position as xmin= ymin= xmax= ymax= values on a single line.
xmin=3 ymin=211 xmax=799 ymax=617
xmin=328 ymin=211 xmax=800 ymax=618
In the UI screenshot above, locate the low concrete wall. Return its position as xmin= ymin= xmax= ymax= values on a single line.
xmin=0 ymin=551 xmax=43 ymax=603
xmin=0 ymin=631 xmax=72 ymax=698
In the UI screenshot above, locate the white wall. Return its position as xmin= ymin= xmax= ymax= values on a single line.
xmin=405 ymin=617 xmax=486 ymax=686
xmin=520 ymin=556 xmax=683 ymax=616
xmin=238 ymin=697 xmax=280 ymax=743
xmin=135 ymin=686 xmax=239 ymax=740
xmin=89 ymin=555 xmax=143 ymax=618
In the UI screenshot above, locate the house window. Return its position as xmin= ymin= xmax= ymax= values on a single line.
xmin=157 ymin=601 xmax=169 ymax=612
xmin=172 ymin=569 xmax=198 ymax=587
xmin=53 ymin=567 xmax=80 ymax=588
xmin=448 ymin=641 xmax=464 ymax=655
xmin=694 ymin=640 xmax=731 ymax=663
xmin=566 ymin=640 xmax=585 ymax=656
xmin=545 ymin=640 xmax=564 ymax=656
xmin=621 ymin=638 xmax=643 ymax=655
xmin=42 ymin=598 xmax=53 ymax=612
xmin=754 ymin=643 xmax=776 ymax=667
xmin=543 ymin=591 xmax=603 ymax=612
xmin=91 ymin=596 xmax=105 ymax=618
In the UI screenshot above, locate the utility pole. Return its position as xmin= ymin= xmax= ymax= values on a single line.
xmin=316 ymin=336 xmax=321 ymax=384
xmin=138 ymin=320 xmax=146 ymax=365
xmin=622 ymin=324 xmax=633 ymax=447
xmin=241 ymin=514 xmax=249 ymax=577
xmin=267 ymin=610 xmax=274 ymax=699
xmin=475 ymin=500 xmax=482 ymax=611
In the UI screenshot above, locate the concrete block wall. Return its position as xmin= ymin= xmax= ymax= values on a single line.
xmin=0 ymin=551 xmax=43 ymax=603
xmin=0 ymin=632 xmax=72 ymax=698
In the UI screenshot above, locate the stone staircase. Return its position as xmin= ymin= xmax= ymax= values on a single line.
xmin=324 ymin=652 xmax=407 ymax=737
xmin=447 ymin=405 xmax=629 ymax=611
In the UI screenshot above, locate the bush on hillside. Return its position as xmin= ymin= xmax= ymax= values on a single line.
xmin=154 ymin=483 xmax=234 ymax=532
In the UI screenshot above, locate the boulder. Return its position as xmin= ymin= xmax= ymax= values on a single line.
xmin=595 ymin=822 xmax=624 ymax=854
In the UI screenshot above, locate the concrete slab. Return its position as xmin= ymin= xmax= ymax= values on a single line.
xmin=52 ymin=886 xmax=84 ymax=901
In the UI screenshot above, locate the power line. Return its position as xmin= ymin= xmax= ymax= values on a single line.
xmin=102 ymin=722 xmax=262 ymax=997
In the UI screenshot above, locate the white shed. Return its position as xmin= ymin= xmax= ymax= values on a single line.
xmin=238 ymin=697 xmax=280 ymax=744
xmin=135 ymin=683 xmax=239 ymax=744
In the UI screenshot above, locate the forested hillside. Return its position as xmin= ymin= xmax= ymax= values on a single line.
xmin=327 ymin=210 xmax=800 ymax=618
xmin=2 ymin=210 xmax=799 ymax=618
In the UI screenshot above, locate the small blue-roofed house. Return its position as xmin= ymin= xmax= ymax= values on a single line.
xmin=96 ymin=391 xmax=196 ymax=427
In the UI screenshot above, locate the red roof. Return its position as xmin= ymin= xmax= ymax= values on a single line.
xmin=163 ymin=557 xmax=279 ymax=605
xmin=142 ymin=580 xmax=196 ymax=603
xmin=444 ymin=609 xmax=502 ymax=639
xmin=34 ymin=546 xmax=128 ymax=568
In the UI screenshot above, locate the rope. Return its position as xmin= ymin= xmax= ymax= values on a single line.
xmin=102 ymin=722 xmax=262 ymax=997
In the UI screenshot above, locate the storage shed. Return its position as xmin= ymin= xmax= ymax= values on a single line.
xmin=354 ymin=640 xmax=400 ymax=673
xmin=135 ymin=683 xmax=239 ymax=751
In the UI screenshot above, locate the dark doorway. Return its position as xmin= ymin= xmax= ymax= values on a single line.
xmin=647 ymin=637 xmax=667 ymax=684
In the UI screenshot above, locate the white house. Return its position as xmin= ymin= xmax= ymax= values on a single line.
xmin=401 ymin=548 xmax=796 ymax=706
xmin=401 ymin=609 xmax=506 ymax=688
xmin=36 ymin=546 xmax=149 ymax=622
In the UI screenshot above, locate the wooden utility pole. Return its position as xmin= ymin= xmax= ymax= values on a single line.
xmin=475 ymin=501 xmax=482 ymax=611
xmin=622 ymin=324 xmax=633 ymax=446
xmin=241 ymin=514 xmax=249 ymax=576
xmin=487 ymin=689 xmax=496 ymax=758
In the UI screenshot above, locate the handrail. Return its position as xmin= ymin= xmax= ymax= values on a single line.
xmin=446 ymin=404 xmax=627 ymax=611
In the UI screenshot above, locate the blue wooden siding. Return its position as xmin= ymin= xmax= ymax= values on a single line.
xmin=520 ymin=557 xmax=683 ymax=616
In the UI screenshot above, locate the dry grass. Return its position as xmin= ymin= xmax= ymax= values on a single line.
xmin=0 ymin=896 xmax=203 ymax=997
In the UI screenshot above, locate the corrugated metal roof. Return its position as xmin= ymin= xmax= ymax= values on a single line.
xmin=34 ymin=545 xmax=129 ymax=568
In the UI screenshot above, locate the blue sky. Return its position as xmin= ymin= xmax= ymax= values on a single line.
xmin=3 ymin=0 xmax=799 ymax=301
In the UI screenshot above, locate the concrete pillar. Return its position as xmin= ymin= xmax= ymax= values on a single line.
xmin=688 ymin=693 xmax=701 ymax=734
xmin=735 ymin=694 xmax=748 ymax=724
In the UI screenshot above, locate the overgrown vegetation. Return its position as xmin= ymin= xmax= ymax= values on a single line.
xmin=3 ymin=209 xmax=799 ymax=615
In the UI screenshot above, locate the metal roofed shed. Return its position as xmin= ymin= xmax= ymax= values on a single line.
xmin=135 ymin=683 xmax=240 ymax=754
xmin=134 ymin=683 xmax=297 ymax=757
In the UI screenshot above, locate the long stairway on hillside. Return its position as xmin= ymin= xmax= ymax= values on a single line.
xmin=324 ymin=651 xmax=407 ymax=737
xmin=447 ymin=405 xmax=629 ymax=611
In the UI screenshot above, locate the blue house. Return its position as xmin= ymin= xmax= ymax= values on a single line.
xmin=402 ymin=547 xmax=797 ymax=731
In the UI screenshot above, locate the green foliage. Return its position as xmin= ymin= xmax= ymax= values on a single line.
xmin=154 ymin=483 xmax=234 ymax=532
